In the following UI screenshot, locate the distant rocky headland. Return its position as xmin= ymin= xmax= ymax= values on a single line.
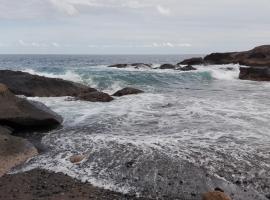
xmin=0 ymin=45 xmax=269 ymax=200
xmin=108 ymin=45 xmax=270 ymax=81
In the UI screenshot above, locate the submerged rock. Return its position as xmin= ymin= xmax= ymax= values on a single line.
xmin=130 ymin=63 xmax=152 ymax=69
xmin=0 ymin=84 xmax=62 ymax=131
xmin=108 ymin=64 xmax=129 ymax=68
xmin=0 ymin=126 xmax=38 ymax=177
xmin=108 ymin=63 xmax=152 ymax=69
xmin=178 ymin=57 xmax=204 ymax=65
xmin=0 ymin=70 xmax=97 ymax=97
xmin=177 ymin=65 xmax=197 ymax=71
xmin=77 ymin=91 xmax=114 ymax=102
xmin=239 ymin=67 xmax=270 ymax=81
xmin=113 ymin=87 xmax=144 ymax=97
xmin=159 ymin=64 xmax=176 ymax=69
xmin=202 ymin=191 xmax=231 ymax=200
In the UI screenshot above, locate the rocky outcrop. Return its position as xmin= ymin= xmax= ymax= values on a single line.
xmin=0 ymin=126 xmax=38 ymax=177
xmin=130 ymin=63 xmax=152 ymax=69
xmin=0 ymin=70 xmax=97 ymax=97
xmin=177 ymin=65 xmax=197 ymax=71
xmin=204 ymin=45 xmax=270 ymax=67
xmin=77 ymin=91 xmax=113 ymax=102
xmin=108 ymin=63 xmax=152 ymax=69
xmin=239 ymin=67 xmax=270 ymax=81
xmin=159 ymin=64 xmax=175 ymax=69
xmin=178 ymin=57 xmax=204 ymax=65
xmin=108 ymin=64 xmax=129 ymax=68
xmin=0 ymin=84 xmax=62 ymax=131
xmin=113 ymin=87 xmax=144 ymax=97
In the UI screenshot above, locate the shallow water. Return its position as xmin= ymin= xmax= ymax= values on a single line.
xmin=1 ymin=55 xmax=270 ymax=199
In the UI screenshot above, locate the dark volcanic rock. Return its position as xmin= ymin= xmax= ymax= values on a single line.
xmin=0 ymin=84 xmax=62 ymax=131
xmin=113 ymin=87 xmax=144 ymax=97
xmin=0 ymin=70 xmax=97 ymax=97
xmin=178 ymin=65 xmax=197 ymax=71
xmin=108 ymin=63 xmax=152 ymax=69
xmin=0 ymin=169 xmax=148 ymax=200
xmin=239 ymin=67 xmax=270 ymax=81
xmin=77 ymin=91 xmax=114 ymax=102
xmin=204 ymin=52 xmax=236 ymax=65
xmin=0 ymin=126 xmax=38 ymax=176
xmin=159 ymin=64 xmax=176 ymax=69
xmin=108 ymin=64 xmax=129 ymax=68
xmin=130 ymin=63 xmax=152 ymax=69
xmin=178 ymin=57 xmax=204 ymax=65
xmin=204 ymin=45 xmax=270 ymax=67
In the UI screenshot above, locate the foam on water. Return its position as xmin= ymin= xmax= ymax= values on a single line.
xmin=6 ymin=59 xmax=270 ymax=199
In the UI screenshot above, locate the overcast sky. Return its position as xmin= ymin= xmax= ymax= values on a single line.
xmin=0 ymin=0 xmax=270 ymax=54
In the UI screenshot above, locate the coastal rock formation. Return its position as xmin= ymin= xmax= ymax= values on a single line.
xmin=0 ymin=70 xmax=97 ymax=97
xmin=108 ymin=64 xmax=129 ymax=68
xmin=178 ymin=57 xmax=204 ymax=65
xmin=177 ymin=65 xmax=197 ymax=71
xmin=159 ymin=64 xmax=175 ymax=69
xmin=204 ymin=45 xmax=270 ymax=67
xmin=239 ymin=67 xmax=270 ymax=81
xmin=202 ymin=191 xmax=231 ymax=200
xmin=0 ymin=126 xmax=38 ymax=177
xmin=0 ymin=84 xmax=62 ymax=131
xmin=77 ymin=91 xmax=114 ymax=102
xmin=108 ymin=63 xmax=152 ymax=69
xmin=113 ymin=87 xmax=144 ymax=97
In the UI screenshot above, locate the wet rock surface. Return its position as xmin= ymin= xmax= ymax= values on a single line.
xmin=178 ymin=57 xmax=204 ymax=65
xmin=113 ymin=87 xmax=144 ymax=97
xmin=159 ymin=64 xmax=176 ymax=69
xmin=0 ymin=126 xmax=38 ymax=177
xmin=239 ymin=67 xmax=270 ymax=81
xmin=177 ymin=65 xmax=197 ymax=71
xmin=0 ymin=84 xmax=62 ymax=131
xmin=0 ymin=169 xmax=150 ymax=200
xmin=0 ymin=70 xmax=97 ymax=97
xmin=77 ymin=91 xmax=114 ymax=102
xmin=202 ymin=191 xmax=231 ymax=200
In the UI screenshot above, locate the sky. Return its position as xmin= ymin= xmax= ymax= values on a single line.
xmin=0 ymin=0 xmax=270 ymax=54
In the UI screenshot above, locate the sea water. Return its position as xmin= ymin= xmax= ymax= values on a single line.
xmin=0 ymin=55 xmax=269 ymax=199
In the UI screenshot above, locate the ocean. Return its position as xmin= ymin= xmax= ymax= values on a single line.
xmin=1 ymin=54 xmax=269 ymax=199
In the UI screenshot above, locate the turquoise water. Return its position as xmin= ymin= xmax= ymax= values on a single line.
xmin=1 ymin=55 xmax=270 ymax=199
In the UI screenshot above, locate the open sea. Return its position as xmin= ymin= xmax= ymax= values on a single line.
xmin=0 ymin=54 xmax=269 ymax=199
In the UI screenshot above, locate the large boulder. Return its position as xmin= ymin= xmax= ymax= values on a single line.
xmin=159 ymin=64 xmax=176 ymax=69
xmin=239 ymin=67 xmax=270 ymax=81
xmin=0 ymin=70 xmax=97 ymax=97
xmin=112 ymin=87 xmax=144 ymax=97
xmin=0 ymin=84 xmax=62 ymax=131
xmin=178 ymin=57 xmax=204 ymax=65
xmin=77 ymin=91 xmax=113 ymax=102
xmin=0 ymin=126 xmax=38 ymax=177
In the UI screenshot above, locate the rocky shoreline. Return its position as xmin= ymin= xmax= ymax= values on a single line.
xmin=1 ymin=45 xmax=270 ymax=200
